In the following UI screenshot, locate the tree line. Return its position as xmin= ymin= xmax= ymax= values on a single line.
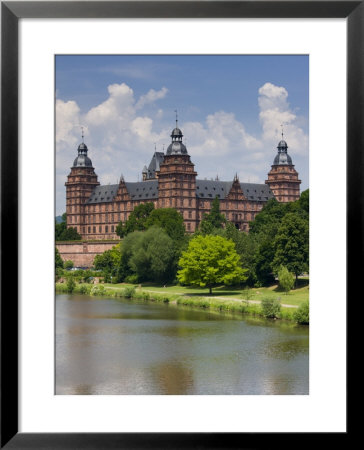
xmin=89 ymin=189 xmax=309 ymax=292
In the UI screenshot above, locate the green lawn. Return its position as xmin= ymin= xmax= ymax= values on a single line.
xmin=103 ymin=280 xmax=309 ymax=307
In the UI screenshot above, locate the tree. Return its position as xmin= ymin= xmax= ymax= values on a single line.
xmin=253 ymin=239 xmax=276 ymax=286
xmin=273 ymin=213 xmax=309 ymax=282
xmin=64 ymin=260 xmax=74 ymax=270
xmin=116 ymin=202 xmax=154 ymax=237
xmin=222 ymin=222 xmax=259 ymax=285
xmin=55 ymin=247 xmax=64 ymax=269
xmin=120 ymin=227 xmax=175 ymax=282
xmin=145 ymin=208 xmax=186 ymax=242
xmin=278 ymin=265 xmax=295 ymax=294
xmin=93 ymin=244 xmax=121 ymax=281
xmin=299 ymin=189 xmax=309 ymax=214
xmin=55 ymin=213 xmax=81 ymax=241
xmin=177 ymin=235 xmax=247 ymax=294
xmin=199 ymin=196 xmax=226 ymax=234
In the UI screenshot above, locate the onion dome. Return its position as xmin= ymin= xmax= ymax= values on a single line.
xmin=273 ymin=136 xmax=292 ymax=165
xmin=166 ymin=120 xmax=188 ymax=155
xmin=73 ymin=141 xmax=93 ymax=167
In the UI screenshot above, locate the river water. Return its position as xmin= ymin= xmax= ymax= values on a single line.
xmin=56 ymin=294 xmax=309 ymax=395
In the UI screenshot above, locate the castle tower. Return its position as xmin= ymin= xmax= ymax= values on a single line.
xmin=65 ymin=139 xmax=99 ymax=236
xmin=265 ymin=136 xmax=301 ymax=202
xmin=156 ymin=117 xmax=197 ymax=232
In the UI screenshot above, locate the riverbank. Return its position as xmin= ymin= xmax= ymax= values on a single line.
xmin=55 ymin=281 xmax=309 ymax=324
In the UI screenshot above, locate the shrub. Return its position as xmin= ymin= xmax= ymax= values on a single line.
xmin=90 ymin=285 xmax=105 ymax=296
xmin=123 ymin=286 xmax=136 ymax=299
xmin=66 ymin=277 xmax=76 ymax=293
xmin=278 ymin=266 xmax=295 ymax=294
xmin=293 ymin=300 xmax=309 ymax=324
xmin=78 ymin=284 xmax=91 ymax=295
xmin=125 ymin=274 xmax=139 ymax=284
xmin=55 ymin=267 xmax=63 ymax=282
xmin=261 ymin=297 xmax=281 ymax=318
xmin=64 ymin=260 xmax=74 ymax=270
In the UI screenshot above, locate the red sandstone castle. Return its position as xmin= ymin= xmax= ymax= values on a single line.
xmin=65 ymin=121 xmax=301 ymax=240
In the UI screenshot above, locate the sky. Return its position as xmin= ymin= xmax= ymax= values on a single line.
xmin=56 ymin=55 xmax=309 ymax=216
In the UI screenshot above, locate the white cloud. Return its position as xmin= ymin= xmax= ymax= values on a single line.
xmin=258 ymin=82 xmax=308 ymax=156
xmin=55 ymin=99 xmax=80 ymax=150
xmin=136 ymin=87 xmax=168 ymax=109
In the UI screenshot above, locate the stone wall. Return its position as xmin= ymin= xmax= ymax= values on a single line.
xmin=56 ymin=240 xmax=119 ymax=267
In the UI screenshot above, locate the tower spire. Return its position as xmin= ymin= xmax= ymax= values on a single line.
xmin=281 ymin=124 xmax=284 ymax=140
xmin=175 ymin=109 xmax=178 ymax=128
xmin=81 ymin=126 xmax=84 ymax=143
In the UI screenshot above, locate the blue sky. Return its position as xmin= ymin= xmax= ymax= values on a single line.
xmin=56 ymin=55 xmax=309 ymax=215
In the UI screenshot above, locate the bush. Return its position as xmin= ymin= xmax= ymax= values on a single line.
xmin=66 ymin=277 xmax=76 ymax=293
xmin=64 ymin=260 xmax=74 ymax=270
xmin=293 ymin=300 xmax=309 ymax=324
xmin=261 ymin=297 xmax=281 ymax=318
xmin=78 ymin=284 xmax=91 ymax=295
xmin=55 ymin=267 xmax=64 ymax=282
xmin=123 ymin=286 xmax=136 ymax=299
xmin=125 ymin=274 xmax=139 ymax=284
xmin=278 ymin=266 xmax=295 ymax=293
xmin=90 ymin=285 xmax=105 ymax=296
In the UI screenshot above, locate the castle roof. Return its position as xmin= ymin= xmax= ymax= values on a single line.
xmin=125 ymin=180 xmax=159 ymax=200
xmin=86 ymin=184 xmax=119 ymax=203
xmin=86 ymin=179 xmax=273 ymax=204
xmin=196 ymin=180 xmax=274 ymax=202
xmin=146 ymin=152 xmax=165 ymax=179
xmin=73 ymin=142 xmax=93 ymax=167
xmin=272 ymin=137 xmax=293 ymax=166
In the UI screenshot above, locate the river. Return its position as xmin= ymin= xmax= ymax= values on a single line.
xmin=56 ymin=294 xmax=309 ymax=395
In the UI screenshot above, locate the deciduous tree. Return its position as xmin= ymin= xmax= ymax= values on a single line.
xmin=199 ymin=196 xmax=226 ymax=234
xmin=273 ymin=213 xmax=309 ymax=282
xmin=116 ymin=202 xmax=155 ymax=237
xmin=177 ymin=235 xmax=247 ymax=294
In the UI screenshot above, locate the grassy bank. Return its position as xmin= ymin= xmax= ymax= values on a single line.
xmin=102 ymin=280 xmax=308 ymax=307
xmin=55 ymin=281 xmax=309 ymax=324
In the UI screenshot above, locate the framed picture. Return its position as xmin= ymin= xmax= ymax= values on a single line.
xmin=1 ymin=1 xmax=356 ymax=447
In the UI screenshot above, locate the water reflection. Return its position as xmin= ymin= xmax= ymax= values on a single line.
xmin=56 ymin=294 xmax=308 ymax=395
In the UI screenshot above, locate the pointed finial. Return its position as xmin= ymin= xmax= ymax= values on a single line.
xmin=154 ymin=142 xmax=157 ymax=152
xmin=174 ymin=109 xmax=178 ymax=127
xmin=281 ymin=124 xmax=284 ymax=140
xmin=81 ymin=126 xmax=84 ymax=143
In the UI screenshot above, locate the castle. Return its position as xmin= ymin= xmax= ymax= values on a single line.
xmin=65 ymin=120 xmax=301 ymax=240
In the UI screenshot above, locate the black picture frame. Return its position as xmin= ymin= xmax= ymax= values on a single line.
xmin=1 ymin=1 xmax=356 ymax=448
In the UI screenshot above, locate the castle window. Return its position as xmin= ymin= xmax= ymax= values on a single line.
xmin=105 ymin=226 xmax=108 ymax=233
xmin=111 ymin=225 xmax=114 ymax=232
xmin=99 ymin=226 xmax=102 ymax=232
xmin=93 ymin=226 xmax=96 ymax=233
xmin=188 ymin=211 xmax=192 ymax=219
xmin=187 ymin=223 xmax=191 ymax=231
xmin=88 ymin=227 xmax=91 ymax=233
